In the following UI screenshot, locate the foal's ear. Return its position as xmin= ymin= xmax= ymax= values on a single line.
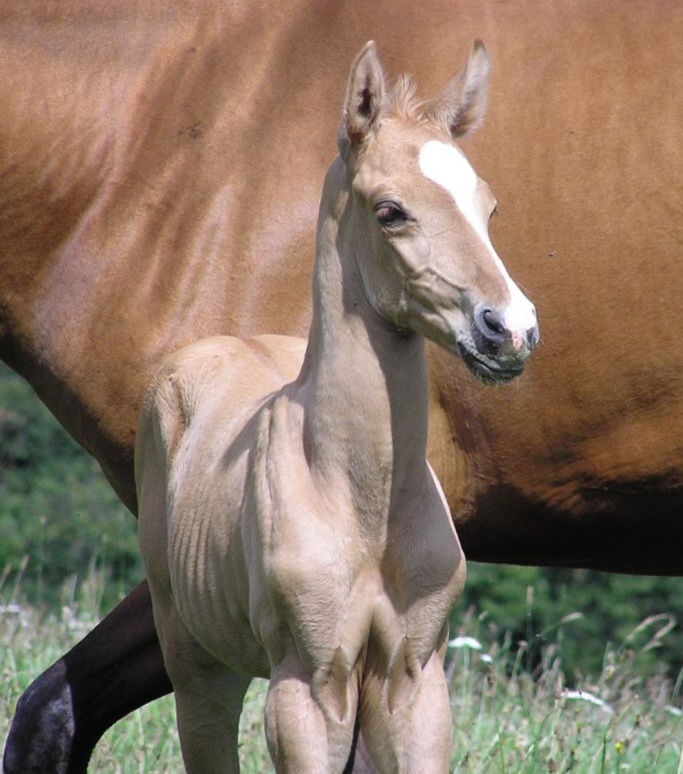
xmin=423 ymin=40 xmax=490 ymax=138
xmin=341 ymin=41 xmax=385 ymax=150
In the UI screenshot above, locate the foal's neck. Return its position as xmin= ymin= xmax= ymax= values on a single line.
xmin=297 ymin=158 xmax=430 ymax=527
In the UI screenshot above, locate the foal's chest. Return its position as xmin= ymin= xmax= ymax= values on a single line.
xmin=258 ymin=484 xmax=465 ymax=669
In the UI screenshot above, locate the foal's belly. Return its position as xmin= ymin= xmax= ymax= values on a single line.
xmin=169 ymin=481 xmax=274 ymax=676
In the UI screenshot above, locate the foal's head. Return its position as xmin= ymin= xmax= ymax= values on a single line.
xmin=337 ymin=41 xmax=539 ymax=383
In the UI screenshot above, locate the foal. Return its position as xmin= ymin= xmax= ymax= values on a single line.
xmin=136 ymin=41 xmax=538 ymax=773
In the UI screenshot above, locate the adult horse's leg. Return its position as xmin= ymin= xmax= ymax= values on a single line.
xmin=3 ymin=580 xmax=171 ymax=774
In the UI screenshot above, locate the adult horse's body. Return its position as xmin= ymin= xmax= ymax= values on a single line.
xmin=137 ymin=42 xmax=536 ymax=772
xmin=2 ymin=0 xmax=683 ymax=771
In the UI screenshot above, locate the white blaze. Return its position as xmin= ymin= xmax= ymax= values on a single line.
xmin=418 ymin=140 xmax=537 ymax=335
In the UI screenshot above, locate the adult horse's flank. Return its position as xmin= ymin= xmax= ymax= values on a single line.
xmin=136 ymin=42 xmax=537 ymax=772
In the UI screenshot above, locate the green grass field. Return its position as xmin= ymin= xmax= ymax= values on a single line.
xmin=3 ymin=575 xmax=683 ymax=773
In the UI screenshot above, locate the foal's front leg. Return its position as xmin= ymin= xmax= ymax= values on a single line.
xmin=265 ymin=650 xmax=358 ymax=773
xmin=362 ymin=643 xmax=453 ymax=773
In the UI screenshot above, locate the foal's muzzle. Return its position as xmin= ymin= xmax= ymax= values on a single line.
xmin=462 ymin=305 xmax=539 ymax=383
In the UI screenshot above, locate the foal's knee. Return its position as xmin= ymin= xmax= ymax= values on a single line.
xmin=265 ymin=655 xmax=358 ymax=773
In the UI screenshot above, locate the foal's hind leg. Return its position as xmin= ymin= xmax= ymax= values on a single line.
xmin=173 ymin=658 xmax=251 ymax=774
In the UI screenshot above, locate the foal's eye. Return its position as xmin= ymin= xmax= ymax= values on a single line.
xmin=374 ymin=201 xmax=408 ymax=229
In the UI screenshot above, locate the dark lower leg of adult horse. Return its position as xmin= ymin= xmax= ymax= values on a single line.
xmin=3 ymin=579 xmax=377 ymax=773
xmin=2 ymin=580 xmax=171 ymax=774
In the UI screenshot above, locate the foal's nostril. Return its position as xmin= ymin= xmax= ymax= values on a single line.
xmin=528 ymin=323 xmax=541 ymax=349
xmin=476 ymin=308 xmax=507 ymax=344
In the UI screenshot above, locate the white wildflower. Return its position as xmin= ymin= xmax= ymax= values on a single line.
xmin=563 ymin=689 xmax=613 ymax=714
xmin=448 ymin=635 xmax=483 ymax=650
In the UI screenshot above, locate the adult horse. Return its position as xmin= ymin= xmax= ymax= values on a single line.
xmin=2 ymin=0 xmax=683 ymax=771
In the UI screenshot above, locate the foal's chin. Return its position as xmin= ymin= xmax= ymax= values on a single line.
xmin=425 ymin=327 xmax=529 ymax=385
xmin=457 ymin=344 xmax=528 ymax=385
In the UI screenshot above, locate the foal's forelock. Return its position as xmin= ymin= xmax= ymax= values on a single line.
xmin=384 ymin=75 xmax=423 ymax=122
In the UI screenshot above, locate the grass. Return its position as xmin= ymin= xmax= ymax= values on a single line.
xmin=2 ymin=573 xmax=683 ymax=773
